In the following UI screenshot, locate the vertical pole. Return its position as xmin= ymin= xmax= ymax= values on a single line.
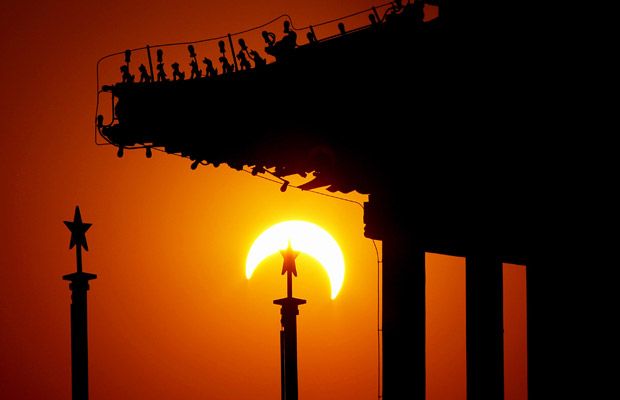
xmin=227 ymin=34 xmax=239 ymax=72
xmin=280 ymin=329 xmax=286 ymax=399
xmin=63 ymin=206 xmax=95 ymax=400
xmin=372 ymin=6 xmax=381 ymax=22
xmin=274 ymin=298 xmax=305 ymax=400
xmin=284 ymin=303 xmax=298 ymax=400
xmin=291 ymin=308 xmax=300 ymax=399
xmin=309 ymin=25 xmax=317 ymax=42
xmin=146 ymin=45 xmax=155 ymax=81
xmin=381 ymin=236 xmax=425 ymax=400
xmin=111 ymin=95 xmax=116 ymax=122
xmin=275 ymin=244 xmax=305 ymax=400
xmin=466 ymin=255 xmax=504 ymax=400
xmin=76 ymin=245 xmax=82 ymax=273
xmin=63 ymin=272 xmax=97 ymax=400
xmin=526 ymin=257 xmax=540 ymax=400
xmin=287 ymin=271 xmax=293 ymax=298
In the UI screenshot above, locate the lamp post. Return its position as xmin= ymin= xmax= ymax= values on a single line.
xmin=62 ymin=206 xmax=97 ymax=400
xmin=273 ymin=242 xmax=306 ymax=400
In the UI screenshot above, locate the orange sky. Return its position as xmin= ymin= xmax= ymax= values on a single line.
xmin=0 ymin=1 xmax=525 ymax=399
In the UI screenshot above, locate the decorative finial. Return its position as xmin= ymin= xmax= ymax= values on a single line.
xmin=64 ymin=206 xmax=91 ymax=251
xmin=280 ymin=241 xmax=299 ymax=276
xmin=62 ymin=206 xmax=96 ymax=400
xmin=64 ymin=206 xmax=93 ymax=274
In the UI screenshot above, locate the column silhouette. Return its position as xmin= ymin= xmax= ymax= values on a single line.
xmin=273 ymin=242 xmax=306 ymax=400
xmin=466 ymin=254 xmax=504 ymax=400
xmin=62 ymin=206 xmax=97 ymax=400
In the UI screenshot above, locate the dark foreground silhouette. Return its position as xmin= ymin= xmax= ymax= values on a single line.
xmin=97 ymin=1 xmax=556 ymax=398
xmin=63 ymin=206 xmax=96 ymax=400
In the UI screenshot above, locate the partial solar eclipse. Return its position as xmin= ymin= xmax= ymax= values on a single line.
xmin=246 ymin=220 xmax=345 ymax=299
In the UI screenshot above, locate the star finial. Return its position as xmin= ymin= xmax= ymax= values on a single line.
xmin=64 ymin=206 xmax=92 ymax=251
xmin=280 ymin=241 xmax=299 ymax=276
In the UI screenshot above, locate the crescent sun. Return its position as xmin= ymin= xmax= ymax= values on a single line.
xmin=246 ymin=220 xmax=345 ymax=299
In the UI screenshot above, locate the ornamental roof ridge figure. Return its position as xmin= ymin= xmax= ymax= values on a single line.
xmin=97 ymin=2 xmax=537 ymax=398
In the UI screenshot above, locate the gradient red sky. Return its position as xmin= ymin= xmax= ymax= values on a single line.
xmin=0 ymin=1 xmax=525 ymax=399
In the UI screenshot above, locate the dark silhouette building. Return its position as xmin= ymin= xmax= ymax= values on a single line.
xmin=97 ymin=1 xmax=553 ymax=398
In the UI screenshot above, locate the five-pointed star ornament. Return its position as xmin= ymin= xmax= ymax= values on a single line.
xmin=280 ymin=241 xmax=299 ymax=276
xmin=64 ymin=206 xmax=92 ymax=251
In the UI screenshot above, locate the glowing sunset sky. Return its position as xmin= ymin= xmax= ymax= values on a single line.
xmin=0 ymin=1 xmax=525 ymax=399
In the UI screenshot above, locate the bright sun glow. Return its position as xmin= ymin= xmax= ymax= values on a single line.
xmin=246 ymin=220 xmax=345 ymax=299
